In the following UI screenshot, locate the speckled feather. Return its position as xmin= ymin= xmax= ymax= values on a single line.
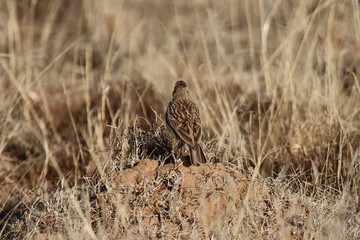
xmin=166 ymin=81 xmax=207 ymax=165
xmin=166 ymin=98 xmax=201 ymax=146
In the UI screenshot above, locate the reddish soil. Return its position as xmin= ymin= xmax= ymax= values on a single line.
xmin=94 ymin=159 xmax=268 ymax=238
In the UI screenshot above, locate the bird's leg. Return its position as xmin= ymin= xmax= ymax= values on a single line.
xmin=171 ymin=140 xmax=188 ymax=164
xmin=177 ymin=141 xmax=188 ymax=159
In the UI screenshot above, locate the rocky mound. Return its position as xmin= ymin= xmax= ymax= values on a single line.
xmin=95 ymin=159 xmax=267 ymax=238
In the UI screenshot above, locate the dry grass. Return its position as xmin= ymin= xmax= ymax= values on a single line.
xmin=0 ymin=0 xmax=360 ymax=239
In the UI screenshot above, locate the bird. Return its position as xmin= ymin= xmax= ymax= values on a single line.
xmin=165 ymin=80 xmax=207 ymax=166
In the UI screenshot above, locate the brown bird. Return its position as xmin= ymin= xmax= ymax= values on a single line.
xmin=166 ymin=81 xmax=207 ymax=166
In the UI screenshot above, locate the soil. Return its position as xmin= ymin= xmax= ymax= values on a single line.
xmin=95 ymin=159 xmax=266 ymax=238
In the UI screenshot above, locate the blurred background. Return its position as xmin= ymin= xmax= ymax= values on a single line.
xmin=0 ymin=0 xmax=359 ymax=197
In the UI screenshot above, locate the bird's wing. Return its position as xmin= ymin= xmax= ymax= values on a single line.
xmin=175 ymin=122 xmax=195 ymax=145
xmin=168 ymin=99 xmax=202 ymax=146
xmin=190 ymin=101 xmax=202 ymax=144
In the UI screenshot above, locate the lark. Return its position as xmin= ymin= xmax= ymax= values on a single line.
xmin=166 ymin=81 xmax=207 ymax=166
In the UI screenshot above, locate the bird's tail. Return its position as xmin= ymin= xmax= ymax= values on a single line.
xmin=189 ymin=144 xmax=207 ymax=166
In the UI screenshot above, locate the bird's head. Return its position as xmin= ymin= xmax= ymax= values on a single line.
xmin=172 ymin=81 xmax=189 ymax=98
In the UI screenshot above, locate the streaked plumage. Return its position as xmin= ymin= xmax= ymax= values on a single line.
xmin=166 ymin=81 xmax=207 ymax=166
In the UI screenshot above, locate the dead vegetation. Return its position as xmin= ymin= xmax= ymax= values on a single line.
xmin=1 ymin=0 xmax=360 ymax=239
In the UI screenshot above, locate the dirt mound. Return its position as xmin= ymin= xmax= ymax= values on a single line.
xmin=95 ymin=159 xmax=265 ymax=238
